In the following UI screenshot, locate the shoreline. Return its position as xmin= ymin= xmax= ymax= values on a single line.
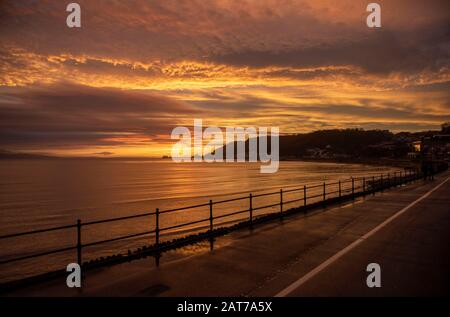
xmin=0 ymin=155 xmax=417 ymax=166
xmin=285 ymin=157 xmax=418 ymax=169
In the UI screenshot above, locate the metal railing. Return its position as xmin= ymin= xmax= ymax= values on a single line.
xmin=0 ymin=169 xmax=422 ymax=274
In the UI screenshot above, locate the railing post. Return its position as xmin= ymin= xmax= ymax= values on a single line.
xmin=372 ymin=175 xmax=375 ymax=195
xmin=338 ymin=180 xmax=341 ymax=197
xmin=155 ymin=208 xmax=160 ymax=245
xmin=249 ymin=193 xmax=253 ymax=225
xmin=351 ymin=177 xmax=354 ymax=198
xmin=380 ymin=174 xmax=383 ymax=190
xmin=280 ymin=189 xmax=283 ymax=218
xmin=323 ymin=182 xmax=326 ymax=201
xmin=76 ymin=219 xmax=82 ymax=266
xmin=209 ymin=200 xmax=213 ymax=232
xmin=363 ymin=177 xmax=366 ymax=193
xmin=303 ymin=185 xmax=307 ymax=207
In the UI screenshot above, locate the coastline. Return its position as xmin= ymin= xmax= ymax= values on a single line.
xmin=284 ymin=157 xmax=418 ymax=169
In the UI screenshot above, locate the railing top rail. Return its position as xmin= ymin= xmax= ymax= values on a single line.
xmin=252 ymin=190 xmax=280 ymax=198
xmin=283 ymin=187 xmax=304 ymax=193
xmin=0 ymin=223 xmax=77 ymax=240
xmin=159 ymin=201 xmax=211 ymax=214
xmin=83 ymin=210 xmax=157 ymax=226
xmin=307 ymin=183 xmax=323 ymax=189
xmin=0 ymin=245 xmax=77 ymax=265
xmin=213 ymin=195 xmax=248 ymax=205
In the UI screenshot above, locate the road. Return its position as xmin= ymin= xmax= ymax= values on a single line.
xmin=5 ymin=172 xmax=450 ymax=297
xmin=277 ymin=175 xmax=450 ymax=296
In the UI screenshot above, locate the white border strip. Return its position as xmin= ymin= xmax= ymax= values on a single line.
xmin=275 ymin=177 xmax=450 ymax=297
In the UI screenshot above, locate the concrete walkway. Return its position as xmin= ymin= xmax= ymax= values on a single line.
xmin=6 ymin=172 xmax=450 ymax=297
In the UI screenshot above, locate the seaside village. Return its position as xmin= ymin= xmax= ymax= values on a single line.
xmin=303 ymin=124 xmax=450 ymax=163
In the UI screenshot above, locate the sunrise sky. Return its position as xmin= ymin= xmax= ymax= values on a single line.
xmin=0 ymin=0 xmax=449 ymax=157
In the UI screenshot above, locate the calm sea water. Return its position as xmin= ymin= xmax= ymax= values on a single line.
xmin=0 ymin=159 xmax=399 ymax=282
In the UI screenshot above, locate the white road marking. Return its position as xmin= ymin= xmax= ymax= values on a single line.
xmin=275 ymin=177 xmax=450 ymax=297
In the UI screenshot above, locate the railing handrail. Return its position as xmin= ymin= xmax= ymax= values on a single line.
xmin=0 ymin=223 xmax=77 ymax=240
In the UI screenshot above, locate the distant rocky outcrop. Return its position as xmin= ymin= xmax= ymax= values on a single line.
xmin=0 ymin=149 xmax=55 ymax=160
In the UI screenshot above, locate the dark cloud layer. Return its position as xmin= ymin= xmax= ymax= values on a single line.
xmin=0 ymin=84 xmax=201 ymax=148
xmin=213 ymin=25 xmax=450 ymax=74
xmin=1 ymin=0 xmax=449 ymax=74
